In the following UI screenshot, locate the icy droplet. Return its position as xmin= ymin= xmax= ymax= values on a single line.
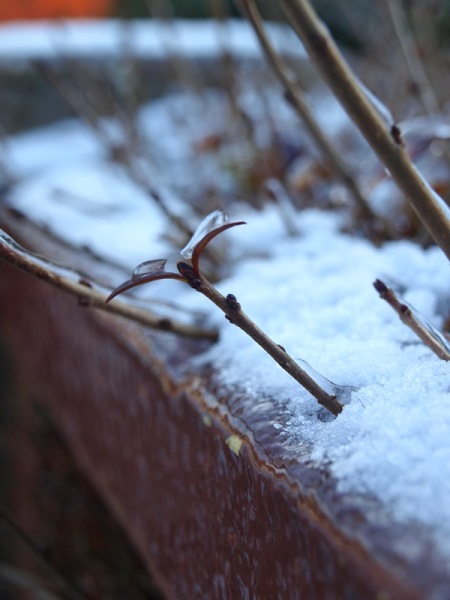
xmin=422 ymin=321 xmax=450 ymax=355
xmin=297 ymin=359 xmax=357 ymax=403
xmin=180 ymin=209 xmax=229 ymax=259
xmin=414 ymin=165 xmax=450 ymax=222
xmin=132 ymin=258 xmax=167 ymax=281
xmin=406 ymin=301 xmax=450 ymax=356
xmin=359 ymin=80 xmax=395 ymax=127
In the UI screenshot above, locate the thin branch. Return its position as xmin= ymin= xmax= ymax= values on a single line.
xmin=209 ymin=0 xmax=259 ymax=143
xmin=34 ymin=61 xmax=194 ymax=239
xmin=373 ymin=279 xmax=450 ymax=361
xmin=106 ymin=213 xmax=346 ymax=417
xmin=237 ymin=0 xmax=376 ymax=223
xmin=278 ymin=0 xmax=450 ymax=261
xmin=382 ymin=0 xmax=441 ymax=115
xmin=381 ymin=0 xmax=450 ymax=172
xmin=119 ymin=158 xmax=194 ymax=239
xmin=408 ymin=0 xmax=450 ymax=111
xmin=190 ymin=269 xmax=343 ymax=416
xmin=0 ymin=228 xmax=218 ymax=341
xmin=146 ymin=0 xmax=207 ymax=95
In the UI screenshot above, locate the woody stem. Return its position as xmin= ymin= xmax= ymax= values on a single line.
xmin=195 ymin=273 xmax=343 ymax=416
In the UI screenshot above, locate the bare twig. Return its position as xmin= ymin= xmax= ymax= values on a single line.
xmin=278 ymin=0 xmax=450 ymax=261
xmin=264 ymin=178 xmax=300 ymax=236
xmin=146 ymin=0 xmax=206 ymax=95
xmin=408 ymin=0 xmax=450 ymax=111
xmin=208 ymin=0 xmax=257 ymax=141
xmin=0 ymin=228 xmax=218 ymax=341
xmin=237 ymin=0 xmax=376 ymax=223
xmin=373 ymin=279 xmax=450 ymax=361
xmin=34 ymin=61 xmax=193 ymax=238
xmin=119 ymin=158 xmax=194 ymax=239
xmin=192 ymin=271 xmax=344 ymax=415
xmin=381 ymin=0 xmax=450 ymax=174
xmin=382 ymin=0 xmax=441 ymax=115
xmin=107 ymin=211 xmax=344 ymax=416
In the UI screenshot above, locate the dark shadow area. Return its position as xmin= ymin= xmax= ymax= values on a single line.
xmin=0 ymin=342 xmax=165 ymax=599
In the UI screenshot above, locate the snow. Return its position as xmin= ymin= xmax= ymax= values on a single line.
xmin=0 ymin=18 xmax=305 ymax=64
xmin=4 ymin=142 xmax=170 ymax=269
xmin=2 ymin=19 xmax=450 ymax=569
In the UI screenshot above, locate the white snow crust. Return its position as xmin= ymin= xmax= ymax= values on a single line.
xmin=0 ymin=18 xmax=304 ymax=64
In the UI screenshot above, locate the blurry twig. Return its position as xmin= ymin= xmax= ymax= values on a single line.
xmin=408 ymin=0 xmax=450 ymax=110
xmin=146 ymin=0 xmax=206 ymax=95
xmin=208 ymin=0 xmax=257 ymax=140
xmin=237 ymin=0 xmax=377 ymax=224
xmin=0 ymin=124 xmax=16 ymax=193
xmin=0 ymin=227 xmax=218 ymax=341
xmin=34 ymin=60 xmax=193 ymax=238
xmin=119 ymin=158 xmax=194 ymax=238
xmin=382 ymin=0 xmax=441 ymax=115
xmin=382 ymin=0 xmax=450 ymax=175
xmin=264 ymin=178 xmax=300 ymax=235
xmin=279 ymin=0 xmax=450 ymax=261
xmin=373 ymin=279 xmax=450 ymax=361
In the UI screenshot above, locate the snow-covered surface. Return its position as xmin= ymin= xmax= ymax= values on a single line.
xmin=2 ymin=20 xmax=450 ymax=568
xmin=0 ymin=18 xmax=305 ymax=63
xmin=3 ymin=121 xmax=169 ymax=269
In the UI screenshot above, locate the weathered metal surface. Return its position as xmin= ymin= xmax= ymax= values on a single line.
xmin=0 ymin=220 xmax=447 ymax=599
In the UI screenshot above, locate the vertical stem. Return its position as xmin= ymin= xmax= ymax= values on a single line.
xmin=279 ymin=0 xmax=450 ymax=261
xmin=238 ymin=0 xmax=375 ymax=222
xmin=382 ymin=0 xmax=450 ymax=171
xmin=383 ymin=0 xmax=440 ymax=115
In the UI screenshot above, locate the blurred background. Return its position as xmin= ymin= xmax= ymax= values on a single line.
xmin=0 ymin=0 xmax=449 ymax=41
